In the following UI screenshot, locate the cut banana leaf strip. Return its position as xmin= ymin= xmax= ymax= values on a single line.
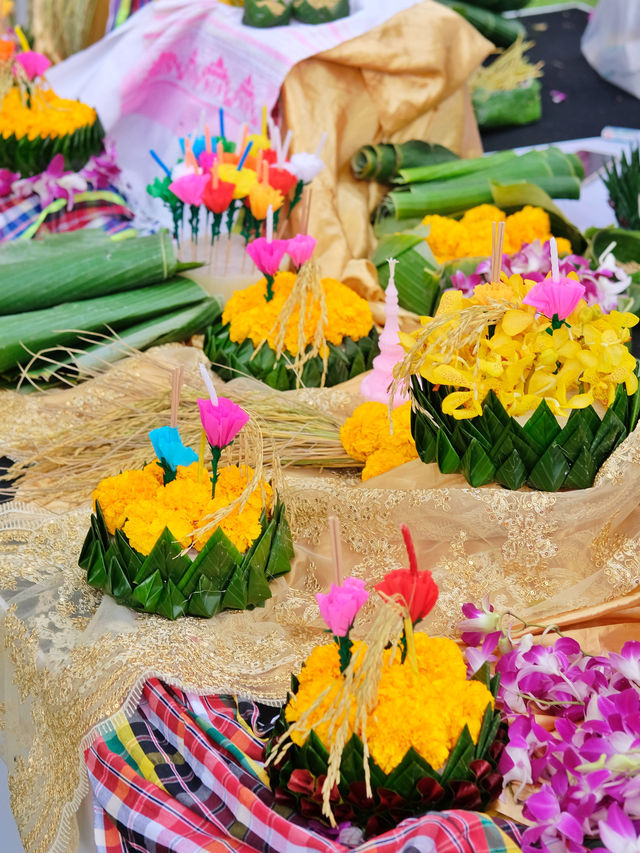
xmin=411 ymin=368 xmax=640 ymax=491
xmin=204 ymin=320 xmax=379 ymax=390
xmin=81 ymin=499 xmax=293 ymax=619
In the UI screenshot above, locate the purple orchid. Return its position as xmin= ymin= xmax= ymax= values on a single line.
xmin=459 ymin=596 xmax=502 ymax=646
xmin=0 ymin=168 xmax=18 ymax=197
xmin=466 ymin=630 xmax=501 ymax=676
xmin=81 ymin=138 xmax=120 ymax=189
xmin=13 ymin=154 xmax=88 ymax=209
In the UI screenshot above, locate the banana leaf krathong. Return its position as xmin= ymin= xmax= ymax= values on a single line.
xmin=411 ymin=373 xmax=640 ymax=491
xmin=204 ymin=320 xmax=379 ymax=390
xmin=266 ymin=668 xmax=506 ymax=838
xmin=79 ymin=499 xmax=293 ymax=620
xmin=0 ymin=116 xmax=105 ymax=176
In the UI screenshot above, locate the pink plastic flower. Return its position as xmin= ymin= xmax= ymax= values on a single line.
xmin=169 ymin=173 xmax=208 ymax=206
xmin=197 ymin=397 xmax=249 ymax=449
xmin=15 ymin=50 xmax=51 ymax=80
xmin=285 ymin=234 xmax=316 ymax=270
xmin=522 ymin=278 xmax=585 ymax=321
xmin=246 ymin=237 xmax=288 ymax=277
xmin=316 ymin=578 xmax=369 ymax=637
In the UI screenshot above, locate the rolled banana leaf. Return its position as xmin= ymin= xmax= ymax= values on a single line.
xmin=204 ymin=320 xmax=379 ymax=390
xmin=472 ymin=79 xmax=542 ymax=130
xmin=464 ymin=0 xmax=528 ymax=9
xmin=411 ymin=375 xmax=640 ymax=491
xmin=435 ymin=0 xmax=526 ymax=47
xmin=351 ymin=141 xmax=458 ymax=184
xmin=587 ymin=226 xmax=640 ymax=266
xmin=292 ymin=0 xmax=349 ymax=23
xmin=242 ymin=0 xmax=292 ymax=26
xmin=80 ymin=500 xmax=294 ymax=620
xmin=267 ymin=667 xmax=506 ymax=837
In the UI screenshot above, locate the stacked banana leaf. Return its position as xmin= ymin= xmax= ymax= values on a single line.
xmin=371 ymin=181 xmax=585 ymax=317
xmin=411 ymin=376 xmax=640 ymax=491
xmin=435 ymin=0 xmax=527 ymax=47
xmin=0 ymin=117 xmax=105 ymax=176
xmin=0 ymin=230 xmax=221 ymax=385
xmin=80 ymin=500 xmax=293 ymax=620
xmin=377 ymin=148 xmax=584 ymax=220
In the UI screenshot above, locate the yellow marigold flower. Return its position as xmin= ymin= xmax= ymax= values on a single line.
xmin=286 ymin=636 xmax=492 ymax=774
xmin=340 ymin=401 xmax=389 ymax=461
xmin=223 ymin=271 xmax=373 ymax=355
xmin=0 ymin=87 xmax=97 ymax=140
xmin=460 ymin=204 xmax=506 ymax=225
xmin=92 ymin=468 xmax=161 ymax=534
xmin=123 ymin=500 xmax=194 ymax=555
xmin=341 ymin=401 xmax=418 ymax=479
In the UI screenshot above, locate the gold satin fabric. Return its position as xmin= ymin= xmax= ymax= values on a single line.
xmin=280 ymin=0 xmax=491 ymax=302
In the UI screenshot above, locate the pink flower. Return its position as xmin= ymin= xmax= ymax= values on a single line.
xmin=246 ymin=236 xmax=288 ymax=277
xmin=522 ymin=278 xmax=585 ymax=321
xmin=197 ymin=397 xmax=249 ymax=449
xmin=459 ymin=596 xmax=501 ymax=646
xmin=285 ymin=234 xmax=316 ymax=270
xmin=599 ymin=803 xmax=640 ymax=853
xmin=15 ymin=50 xmax=51 ymax=80
xmin=608 ymin=641 xmax=640 ymax=685
xmin=0 ymin=168 xmax=18 ymax=197
xmin=316 ymin=578 xmax=369 ymax=637
xmin=169 ymin=173 xmax=208 ymax=206
xmin=197 ymin=150 xmax=217 ymax=171
xmin=465 ymin=631 xmax=501 ymax=676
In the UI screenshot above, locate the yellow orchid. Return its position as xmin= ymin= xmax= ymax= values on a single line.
xmin=400 ymin=272 xmax=639 ymax=422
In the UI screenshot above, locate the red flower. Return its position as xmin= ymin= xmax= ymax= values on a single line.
xmin=375 ymin=525 xmax=438 ymax=623
xmin=202 ymin=178 xmax=235 ymax=214
xmin=268 ymin=166 xmax=298 ymax=197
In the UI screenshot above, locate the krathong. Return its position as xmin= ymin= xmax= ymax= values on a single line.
xmin=398 ymin=259 xmax=640 ymax=490
xmin=80 ymin=391 xmax=292 ymax=620
xmin=266 ymin=537 xmax=507 ymax=837
xmin=205 ymin=234 xmax=378 ymax=389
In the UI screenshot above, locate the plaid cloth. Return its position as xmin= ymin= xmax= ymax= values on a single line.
xmin=86 ymin=678 xmax=523 ymax=853
xmin=0 ymin=188 xmax=134 ymax=242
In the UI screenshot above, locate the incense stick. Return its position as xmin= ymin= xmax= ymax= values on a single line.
xmin=170 ymin=365 xmax=184 ymax=428
xmin=490 ymin=220 xmax=505 ymax=283
xmin=328 ymin=515 xmax=343 ymax=586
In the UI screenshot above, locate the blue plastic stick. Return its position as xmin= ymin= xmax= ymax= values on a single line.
xmin=149 ymin=149 xmax=171 ymax=178
xmin=219 ymin=108 xmax=225 ymax=140
xmin=237 ymin=141 xmax=253 ymax=171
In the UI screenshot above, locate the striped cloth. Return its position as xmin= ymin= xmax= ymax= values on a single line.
xmin=86 ymin=678 xmax=523 ymax=853
xmin=0 ymin=188 xmax=134 ymax=242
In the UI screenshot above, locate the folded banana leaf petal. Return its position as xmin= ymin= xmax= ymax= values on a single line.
xmin=79 ymin=499 xmax=293 ymax=619
xmin=242 ymin=0 xmax=292 ymax=26
xmin=266 ymin=667 xmax=506 ymax=836
xmin=411 ymin=373 xmax=640 ymax=491
xmin=0 ymin=116 xmax=105 ymax=176
xmin=204 ymin=320 xmax=379 ymax=390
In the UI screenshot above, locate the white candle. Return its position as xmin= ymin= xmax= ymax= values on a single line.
xmin=266 ymin=204 xmax=274 ymax=243
xmin=199 ymin=363 xmax=218 ymax=406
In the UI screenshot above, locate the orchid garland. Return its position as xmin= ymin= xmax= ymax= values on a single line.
xmin=460 ymin=600 xmax=640 ymax=853
xmin=450 ymin=239 xmax=632 ymax=314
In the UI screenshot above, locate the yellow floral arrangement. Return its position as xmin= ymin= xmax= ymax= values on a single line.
xmin=93 ymin=461 xmax=271 ymax=556
xmin=223 ymin=270 xmax=373 ymax=354
xmin=285 ymin=635 xmax=491 ymax=773
xmin=403 ymin=276 xmax=638 ymax=421
xmin=0 ymin=87 xmax=97 ymax=141
xmin=398 ymin=255 xmax=640 ymax=491
xmin=340 ymin=400 xmax=417 ymax=480
xmin=423 ymin=204 xmax=572 ymax=264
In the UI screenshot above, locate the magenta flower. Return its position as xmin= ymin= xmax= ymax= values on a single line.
xmin=316 ymin=578 xmax=369 ymax=638
xmin=599 ymin=803 xmax=640 ymax=853
xmin=465 ymin=630 xmax=501 ymax=676
xmin=0 ymin=168 xmax=18 ymax=197
xmin=246 ymin=236 xmax=289 ymax=278
xmin=197 ymin=150 xmax=217 ymax=172
xmin=197 ymin=397 xmax=249 ymax=450
xmin=459 ymin=596 xmax=502 ymax=646
xmin=15 ymin=50 xmax=51 ymax=80
xmin=608 ymin=641 xmax=640 ymax=686
xmin=81 ymin=139 xmax=121 ymax=189
xmin=522 ymin=278 xmax=586 ymax=321
xmin=286 ymin=234 xmax=316 ymax=270
xmin=169 ymin=173 xmax=208 ymax=206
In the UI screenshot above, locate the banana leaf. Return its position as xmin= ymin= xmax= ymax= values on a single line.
xmin=434 ymin=0 xmax=525 ymax=46
xmin=372 ymin=226 xmax=442 ymax=315
xmin=292 ymin=0 xmax=349 ymax=23
xmin=587 ymin=227 xmax=640 ymax=265
xmin=463 ymin=0 xmax=528 ymax=9
xmin=204 ymin=320 xmax=379 ymax=390
xmin=380 ymin=175 xmax=582 ymax=219
xmin=242 ymin=0 xmax=292 ymax=26
xmin=472 ymin=79 xmax=541 ymax=130
xmin=0 ymin=231 xmax=190 ymax=314
xmin=411 ymin=374 xmax=640 ymax=491
xmin=266 ymin=660 xmax=507 ymax=836
xmin=0 ymin=116 xmax=105 ymax=176
xmin=80 ymin=498 xmax=293 ymax=619
xmin=351 ymin=141 xmax=458 ymax=183
xmin=0 ymin=277 xmax=213 ymax=376
xmin=602 ymin=147 xmax=640 ymax=231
